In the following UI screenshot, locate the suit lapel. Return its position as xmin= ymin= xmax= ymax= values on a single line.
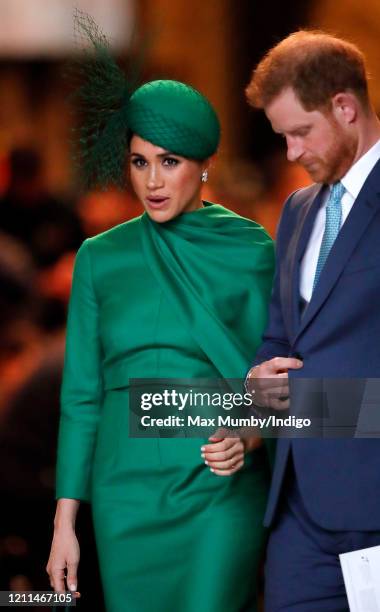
xmin=294 ymin=161 xmax=380 ymax=342
xmin=284 ymin=185 xmax=325 ymax=338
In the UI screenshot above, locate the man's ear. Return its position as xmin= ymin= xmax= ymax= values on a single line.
xmin=331 ymin=92 xmax=358 ymax=125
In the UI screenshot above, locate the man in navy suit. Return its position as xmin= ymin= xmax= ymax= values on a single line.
xmin=245 ymin=31 xmax=380 ymax=610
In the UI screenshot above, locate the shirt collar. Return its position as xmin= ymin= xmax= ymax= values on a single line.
xmin=340 ymin=138 xmax=380 ymax=199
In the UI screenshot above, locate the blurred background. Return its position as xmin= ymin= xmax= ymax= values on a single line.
xmin=0 ymin=1 xmax=379 ymax=610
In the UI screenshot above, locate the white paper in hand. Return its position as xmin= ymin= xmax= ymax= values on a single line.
xmin=340 ymin=545 xmax=380 ymax=611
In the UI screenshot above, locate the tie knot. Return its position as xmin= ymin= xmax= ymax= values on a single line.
xmin=329 ymin=181 xmax=345 ymax=202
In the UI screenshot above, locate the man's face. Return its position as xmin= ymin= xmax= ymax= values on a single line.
xmin=265 ymin=87 xmax=357 ymax=183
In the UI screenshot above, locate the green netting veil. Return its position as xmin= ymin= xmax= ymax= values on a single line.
xmin=70 ymin=10 xmax=221 ymax=190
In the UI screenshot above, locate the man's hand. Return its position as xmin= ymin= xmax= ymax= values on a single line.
xmin=246 ymin=357 xmax=303 ymax=410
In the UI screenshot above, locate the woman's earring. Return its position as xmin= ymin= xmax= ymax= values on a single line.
xmin=201 ymin=170 xmax=208 ymax=183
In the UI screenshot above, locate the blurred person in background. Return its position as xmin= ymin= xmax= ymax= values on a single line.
xmin=0 ymin=147 xmax=84 ymax=271
xmin=0 ymin=231 xmax=58 ymax=592
xmin=77 ymin=188 xmax=141 ymax=237
xmin=0 ymin=231 xmax=103 ymax=609
xmin=0 ymin=146 xmax=86 ymax=332
xmin=46 ymin=13 xmax=275 ymax=612
xmin=0 ymin=232 xmax=40 ymax=409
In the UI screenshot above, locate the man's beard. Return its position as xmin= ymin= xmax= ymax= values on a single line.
xmin=302 ymin=121 xmax=357 ymax=184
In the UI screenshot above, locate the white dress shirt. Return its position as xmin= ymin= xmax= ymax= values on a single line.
xmin=300 ymin=139 xmax=380 ymax=302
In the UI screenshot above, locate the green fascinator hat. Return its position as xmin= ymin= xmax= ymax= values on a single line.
xmin=128 ymin=80 xmax=220 ymax=161
xmin=71 ymin=11 xmax=220 ymax=190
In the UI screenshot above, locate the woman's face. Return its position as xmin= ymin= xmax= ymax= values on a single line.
xmin=129 ymin=135 xmax=209 ymax=223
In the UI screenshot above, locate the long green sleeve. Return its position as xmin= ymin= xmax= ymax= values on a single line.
xmin=56 ymin=240 xmax=103 ymax=502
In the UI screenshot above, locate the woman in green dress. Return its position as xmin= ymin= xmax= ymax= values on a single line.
xmin=46 ymin=15 xmax=275 ymax=612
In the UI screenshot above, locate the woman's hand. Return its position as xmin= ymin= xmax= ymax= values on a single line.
xmin=201 ymin=432 xmax=263 ymax=476
xmin=46 ymin=526 xmax=80 ymax=596
xmin=46 ymin=498 xmax=81 ymax=594
xmin=200 ymin=434 xmax=244 ymax=476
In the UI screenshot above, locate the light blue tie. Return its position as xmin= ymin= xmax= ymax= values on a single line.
xmin=312 ymin=181 xmax=345 ymax=291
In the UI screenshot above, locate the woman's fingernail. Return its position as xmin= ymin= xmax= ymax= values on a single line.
xmin=201 ymin=446 xmax=205 ymax=452
xmin=201 ymin=453 xmax=205 ymax=459
xmin=204 ymin=460 xmax=208 ymax=465
xmin=70 ymin=584 xmax=77 ymax=591
xmin=210 ymin=468 xmax=214 ymax=473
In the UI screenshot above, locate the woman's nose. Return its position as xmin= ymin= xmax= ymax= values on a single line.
xmin=147 ymin=165 xmax=164 ymax=190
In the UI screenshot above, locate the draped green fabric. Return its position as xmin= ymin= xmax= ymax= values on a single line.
xmin=141 ymin=202 xmax=274 ymax=379
xmin=56 ymin=203 xmax=275 ymax=612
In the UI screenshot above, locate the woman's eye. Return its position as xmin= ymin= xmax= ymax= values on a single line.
xmin=163 ymin=157 xmax=179 ymax=167
xmin=131 ymin=158 xmax=146 ymax=168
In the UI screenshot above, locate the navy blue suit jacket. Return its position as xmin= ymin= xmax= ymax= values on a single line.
xmin=255 ymin=159 xmax=380 ymax=531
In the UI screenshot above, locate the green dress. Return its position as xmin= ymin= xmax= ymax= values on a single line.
xmin=56 ymin=202 xmax=275 ymax=612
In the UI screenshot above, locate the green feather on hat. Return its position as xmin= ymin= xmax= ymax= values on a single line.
xmin=70 ymin=10 xmax=221 ymax=190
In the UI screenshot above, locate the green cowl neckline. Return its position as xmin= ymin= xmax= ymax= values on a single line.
xmin=158 ymin=200 xmax=252 ymax=230
xmin=140 ymin=201 xmax=274 ymax=380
